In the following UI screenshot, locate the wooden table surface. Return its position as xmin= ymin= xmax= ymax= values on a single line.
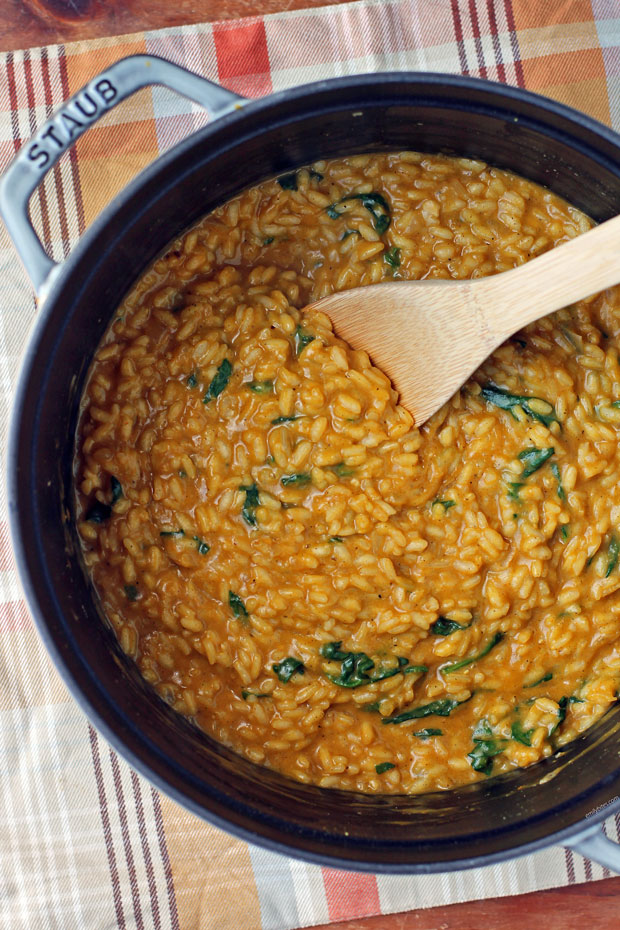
xmin=3 ymin=0 xmax=620 ymax=927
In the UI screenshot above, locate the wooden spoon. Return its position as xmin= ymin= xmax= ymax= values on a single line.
xmin=308 ymin=214 xmax=620 ymax=426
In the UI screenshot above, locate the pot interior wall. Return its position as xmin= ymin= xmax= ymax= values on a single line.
xmin=13 ymin=76 xmax=620 ymax=869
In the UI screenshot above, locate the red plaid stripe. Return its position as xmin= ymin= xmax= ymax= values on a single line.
xmin=322 ymin=870 xmax=380 ymax=921
xmin=214 ymin=19 xmax=273 ymax=96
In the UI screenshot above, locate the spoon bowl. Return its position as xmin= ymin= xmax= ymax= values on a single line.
xmin=308 ymin=213 xmax=620 ymax=425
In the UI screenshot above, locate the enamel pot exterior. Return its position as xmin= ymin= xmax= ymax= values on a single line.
xmin=4 ymin=60 xmax=620 ymax=872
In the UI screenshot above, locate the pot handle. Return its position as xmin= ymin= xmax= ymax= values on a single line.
xmin=566 ymin=822 xmax=620 ymax=873
xmin=0 ymin=54 xmax=245 ymax=297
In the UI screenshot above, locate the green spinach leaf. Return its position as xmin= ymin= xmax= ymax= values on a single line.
xmin=332 ymin=463 xmax=355 ymax=478
xmin=481 ymin=383 xmax=558 ymax=428
xmin=295 ymin=326 xmax=315 ymax=354
xmin=511 ymin=720 xmax=534 ymax=746
xmin=467 ymin=718 xmax=505 ymax=775
xmin=278 ymin=172 xmax=298 ymax=190
xmin=384 ymin=246 xmax=401 ymax=269
xmin=468 ymin=739 xmax=505 ymax=774
xmin=518 ymin=446 xmax=555 ymax=477
xmin=110 ymin=476 xmax=123 ymax=504
xmin=85 ymin=500 xmax=111 ymax=523
xmin=433 ymin=499 xmax=456 ymax=511
xmin=124 ymin=584 xmax=139 ymax=601
xmin=326 ymin=192 xmax=391 ymax=234
xmin=281 ymin=473 xmax=311 ymax=487
xmin=241 ymin=483 xmax=260 ymax=527
xmin=606 ymin=535 xmax=619 ymax=577
xmin=382 ymin=697 xmax=464 ymax=725
xmin=273 ymin=657 xmax=305 ymax=682
xmin=550 ymin=462 xmax=565 ymax=500
xmin=204 ymin=358 xmax=232 ymax=402
xmin=414 ymin=728 xmax=443 ymax=740
xmin=85 ymin=474 xmax=125 ymax=522
xmin=442 ymin=631 xmax=504 ymax=675
xmin=507 ymin=481 xmax=524 ymax=501
xmin=320 ymin=642 xmax=425 ymax=688
xmin=431 ymin=616 xmax=471 ymax=636
xmin=550 ymin=696 xmax=569 ymax=734
xmin=322 ymin=647 xmax=375 ymax=688
xmin=473 ymin=718 xmax=493 ymax=740
xmin=229 ymin=591 xmax=248 ymax=619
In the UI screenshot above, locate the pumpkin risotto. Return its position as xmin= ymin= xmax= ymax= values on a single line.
xmin=76 ymin=152 xmax=620 ymax=794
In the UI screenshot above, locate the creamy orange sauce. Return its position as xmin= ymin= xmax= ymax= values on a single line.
xmin=76 ymin=152 xmax=620 ymax=793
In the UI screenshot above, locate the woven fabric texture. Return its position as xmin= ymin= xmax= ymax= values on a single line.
xmin=2 ymin=1 xmax=620 ymax=927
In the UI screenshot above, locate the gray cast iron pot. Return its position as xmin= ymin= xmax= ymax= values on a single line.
xmin=2 ymin=54 xmax=620 ymax=873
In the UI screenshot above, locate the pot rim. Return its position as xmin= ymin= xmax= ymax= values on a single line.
xmin=8 ymin=67 xmax=620 ymax=873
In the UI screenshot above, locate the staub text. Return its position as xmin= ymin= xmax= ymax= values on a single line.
xmin=27 ymin=79 xmax=118 ymax=169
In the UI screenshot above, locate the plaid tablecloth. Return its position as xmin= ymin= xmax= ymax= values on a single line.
xmin=2 ymin=1 xmax=620 ymax=927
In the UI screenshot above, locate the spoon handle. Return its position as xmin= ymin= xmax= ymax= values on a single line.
xmin=477 ymin=213 xmax=620 ymax=341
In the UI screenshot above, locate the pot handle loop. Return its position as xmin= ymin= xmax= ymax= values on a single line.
xmin=567 ymin=823 xmax=620 ymax=874
xmin=0 ymin=54 xmax=245 ymax=297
